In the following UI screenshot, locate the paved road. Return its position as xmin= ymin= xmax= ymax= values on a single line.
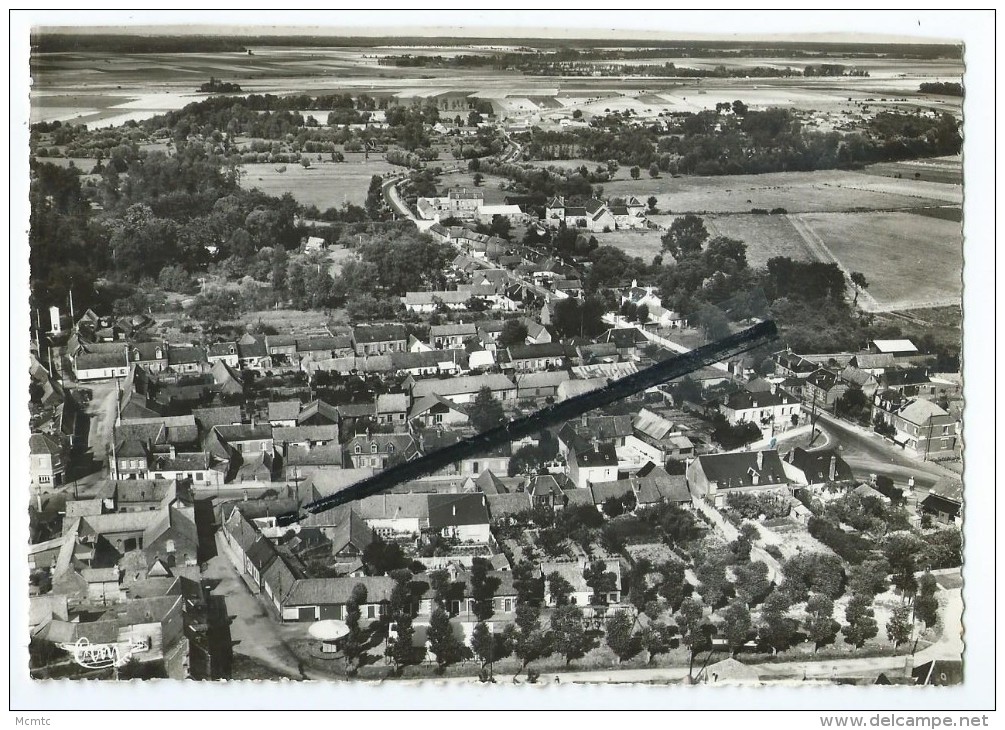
xmin=86 ymin=380 xmax=120 ymax=468
xmin=381 ymin=175 xmax=414 ymax=220
xmin=814 ymin=412 xmax=954 ymax=491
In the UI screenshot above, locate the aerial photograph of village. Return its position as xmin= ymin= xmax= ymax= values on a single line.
xmin=25 ymin=19 xmax=967 ymax=688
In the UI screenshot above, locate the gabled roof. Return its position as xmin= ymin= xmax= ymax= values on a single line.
xmin=352 ymin=324 xmax=407 ymax=344
xmin=192 ymin=405 xmax=243 ymax=429
xmin=430 ymin=322 xmax=479 ymax=338
xmin=851 ymin=353 xmax=895 ymax=370
xmin=298 ymin=399 xmax=340 ymax=425
xmin=284 ymin=576 xmax=396 ymax=607
xmin=167 ymin=345 xmax=207 ymax=366
xmin=633 ymin=409 xmax=674 ymax=441
xmin=590 ymin=479 xmax=635 ymax=505
xmin=214 ymin=424 xmax=274 ymax=443
xmin=787 ymin=447 xmax=854 ymax=483
xmin=694 ymin=450 xmax=790 ymax=488
xmin=410 ymin=373 xmax=516 ymax=399
xmin=376 ymin=393 xmax=409 ymax=413
xmin=274 ymin=425 xmax=340 ymax=444
xmin=896 ymin=398 xmax=950 ymax=424
xmin=806 ymin=368 xmax=840 ymax=390
xmin=29 ymin=432 xmax=62 ymax=455
xmin=426 ymin=493 xmax=490 ymax=528
xmin=268 ymin=400 xmax=303 ymax=423
xmin=723 ymin=388 xmax=797 ymax=410
xmin=508 ymin=342 xmax=566 ymax=360
xmin=285 ymin=444 xmax=343 ymax=468
xmin=409 ymin=393 xmax=469 ymax=420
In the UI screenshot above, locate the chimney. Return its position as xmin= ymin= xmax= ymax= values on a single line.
xmin=756 ymin=451 xmax=764 ymax=471
xmin=828 ymin=456 xmax=837 ymax=481
xmin=452 ymin=504 xmax=457 ymax=516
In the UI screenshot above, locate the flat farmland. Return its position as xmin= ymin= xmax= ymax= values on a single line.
xmin=239 ymin=157 xmax=397 ymax=209
xmin=603 ymin=213 xmax=813 ymax=267
xmin=793 ymin=211 xmax=962 ymax=310
xmin=704 ymin=214 xmax=815 ymax=267
xmin=604 ymin=168 xmax=961 ymax=215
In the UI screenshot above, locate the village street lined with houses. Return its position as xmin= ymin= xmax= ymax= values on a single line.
xmin=26 ymin=28 xmax=965 ymax=687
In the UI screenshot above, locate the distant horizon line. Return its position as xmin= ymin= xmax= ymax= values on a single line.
xmin=30 ymin=25 xmax=960 ymax=45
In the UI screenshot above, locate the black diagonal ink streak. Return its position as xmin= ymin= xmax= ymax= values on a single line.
xmin=275 ymin=320 xmax=777 ymax=527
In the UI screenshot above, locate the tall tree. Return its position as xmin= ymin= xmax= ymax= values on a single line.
xmin=641 ymin=620 xmax=675 ymax=664
xmin=886 ymin=604 xmax=913 ymax=648
xmin=605 ymin=609 xmax=640 ymax=663
xmin=498 ymin=319 xmax=528 ymax=348
xmin=342 ymin=583 xmax=368 ymax=675
xmin=849 ymin=271 xmax=869 ymax=305
xmin=842 ymin=593 xmax=879 ymax=648
xmin=470 ymin=557 xmax=500 ymax=621
xmin=914 ymin=572 xmax=940 ymax=628
xmin=365 ymin=174 xmax=385 ymax=219
xmin=513 ymin=604 xmax=552 ymax=678
xmin=583 ymin=561 xmax=618 ymax=606
xmin=550 ymin=605 xmax=591 ymax=665
xmin=806 ymin=595 xmax=840 ymax=651
xmin=427 ymin=607 xmax=469 ymax=674
xmin=758 ymin=591 xmax=799 ymax=655
xmin=661 ymin=214 xmax=709 ymax=261
xmin=469 ymin=386 xmax=506 ymax=433
xmin=546 ymin=572 xmax=575 ymax=607
xmin=677 ymin=596 xmax=707 ymax=677
xmin=721 ymin=601 xmax=753 ymax=655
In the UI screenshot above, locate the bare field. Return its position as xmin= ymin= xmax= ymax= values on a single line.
xmin=436 ymin=172 xmax=511 ymax=204
xmin=794 ymin=211 xmax=962 ymax=308
xmin=602 ymin=213 xmax=813 ymax=268
xmin=604 ymin=168 xmax=961 ymax=215
xmin=859 ymin=155 xmax=963 ymax=186
xmin=239 ymin=158 xmax=397 ymax=208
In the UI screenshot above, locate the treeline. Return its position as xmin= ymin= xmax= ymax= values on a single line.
xmin=919 ymin=82 xmax=964 ymax=96
xmin=520 ymin=106 xmax=961 ymax=175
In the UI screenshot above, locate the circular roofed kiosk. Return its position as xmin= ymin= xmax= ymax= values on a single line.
xmin=308 ymin=620 xmax=351 ymax=656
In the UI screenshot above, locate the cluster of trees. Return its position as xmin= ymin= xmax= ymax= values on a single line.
xmin=515 ymin=105 xmax=960 ymax=176
xmin=919 ymin=82 xmax=963 ymax=97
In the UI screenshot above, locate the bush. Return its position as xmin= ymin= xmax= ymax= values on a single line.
xmin=807 ymin=516 xmax=875 ymax=565
xmin=724 ymin=491 xmax=791 ymax=521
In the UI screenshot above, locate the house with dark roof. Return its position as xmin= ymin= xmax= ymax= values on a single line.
xmin=265 ymin=334 xmax=298 ymax=366
xmin=344 ymin=433 xmax=417 ymax=470
xmin=504 ymin=342 xmax=567 ymax=373
xmin=803 ymin=368 xmax=847 ymax=412
xmin=276 ymin=575 xmax=396 ymax=623
xmin=237 ymin=334 xmax=272 ymax=371
xmin=426 ymin=493 xmax=491 ymax=542
xmin=567 ymin=441 xmax=619 ymax=489
xmin=429 ymin=322 xmax=478 ymax=350
xmin=300 ymin=505 xmax=375 ymax=558
xmin=206 ymin=341 xmax=240 ymax=368
xmin=128 ymin=342 xmax=169 ymax=373
xmin=920 ymin=478 xmax=963 ymax=526
xmin=296 ymin=335 xmax=354 ymax=361
xmin=686 ymin=450 xmax=795 ymax=507
xmin=351 ymin=324 xmax=408 ymax=356
xmin=166 ymin=345 xmax=208 ymax=374
xmin=72 ymin=349 xmax=130 ymax=381
xmin=720 ymin=387 xmax=801 ymax=434
xmin=773 ymin=349 xmax=817 ymax=378
xmin=784 ymin=448 xmax=854 ymax=486
xmin=598 ymin=327 xmax=648 ymax=359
